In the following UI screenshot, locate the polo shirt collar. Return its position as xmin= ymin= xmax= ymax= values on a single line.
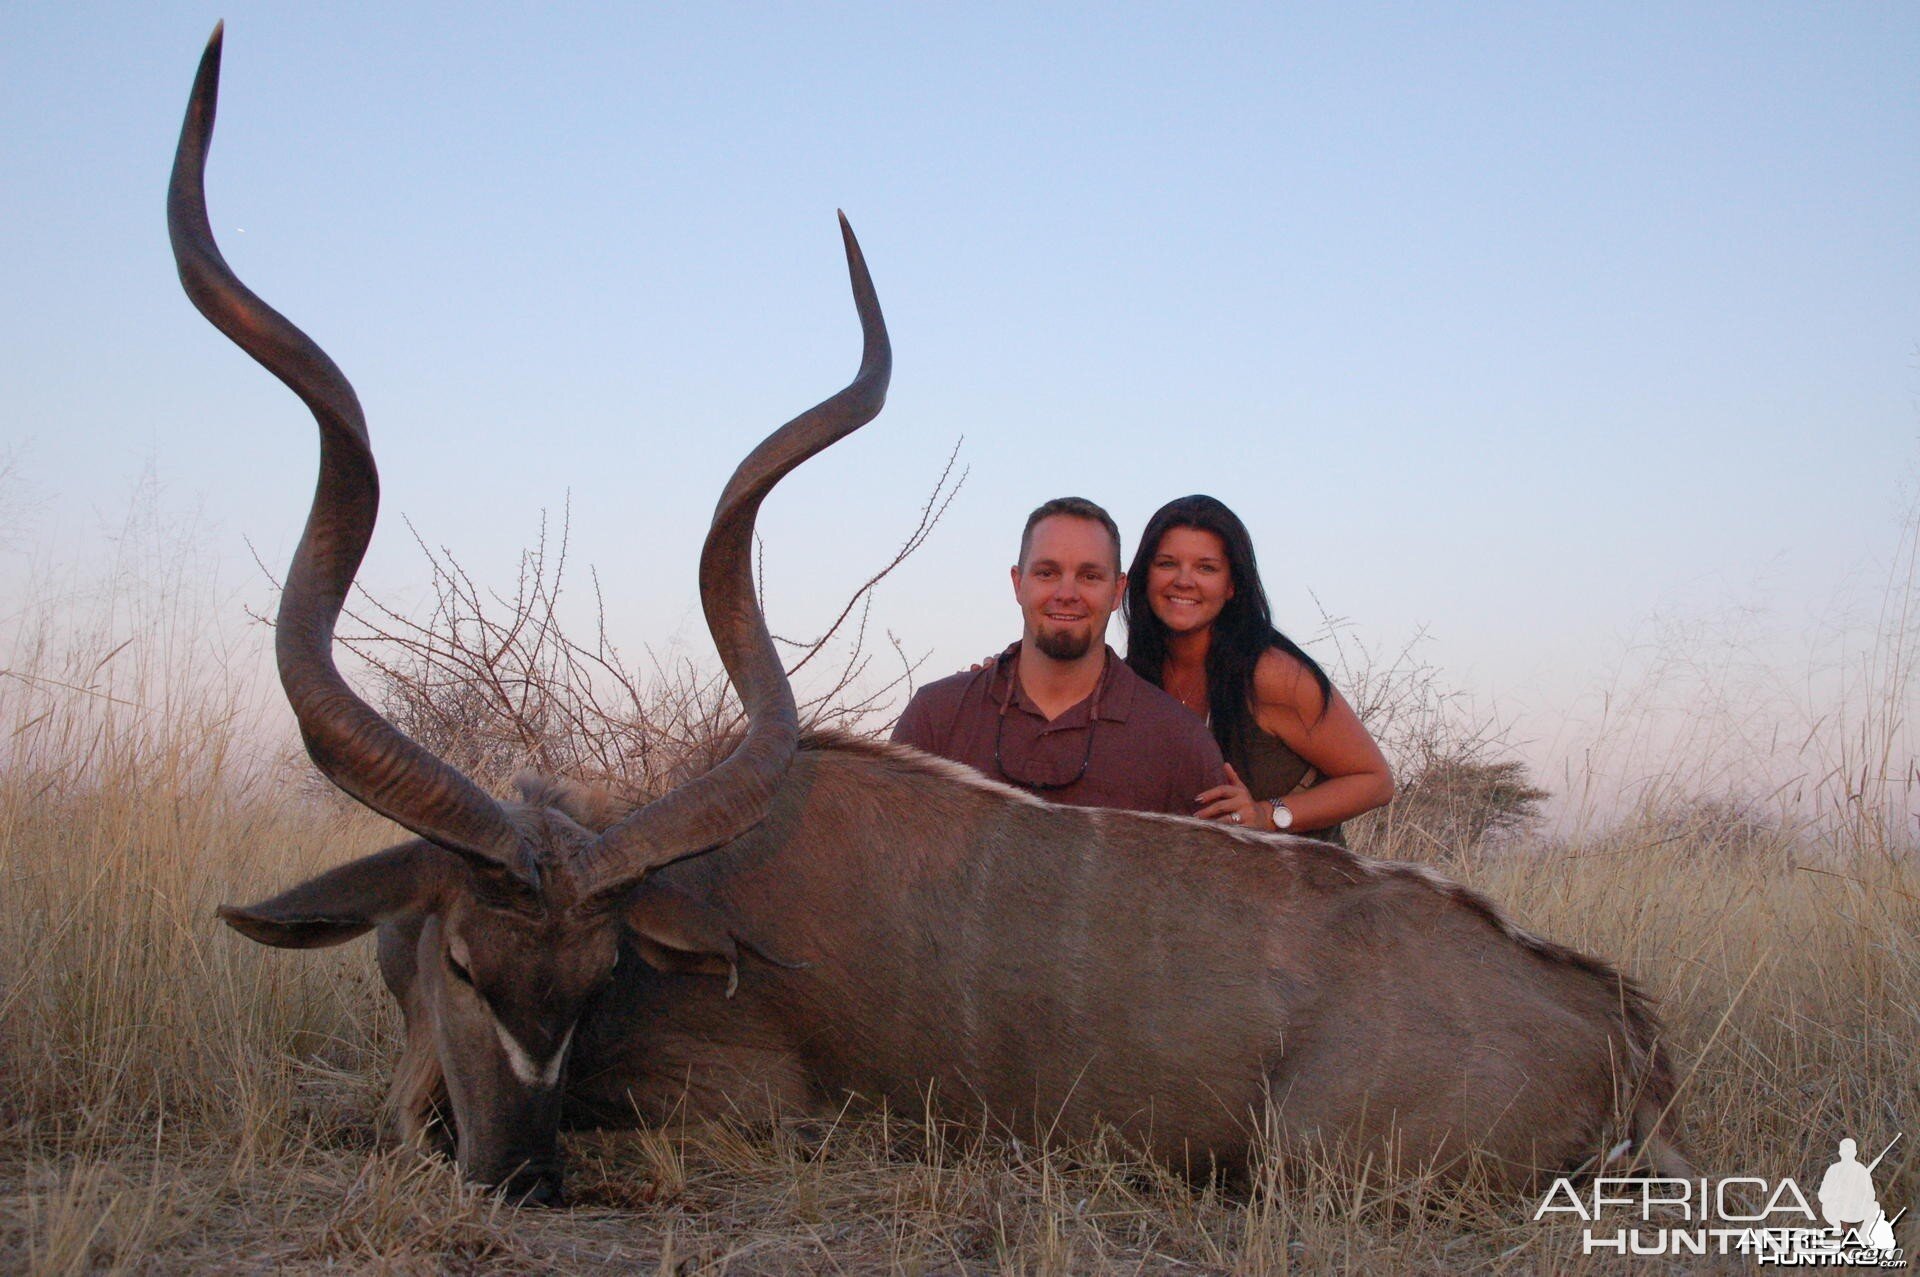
xmin=998 ymin=644 xmax=1136 ymax=724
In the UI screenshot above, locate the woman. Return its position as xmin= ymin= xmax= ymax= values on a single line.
xmin=1123 ymin=495 xmax=1392 ymax=842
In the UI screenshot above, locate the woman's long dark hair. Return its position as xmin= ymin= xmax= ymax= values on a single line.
xmin=1122 ymin=495 xmax=1333 ymax=764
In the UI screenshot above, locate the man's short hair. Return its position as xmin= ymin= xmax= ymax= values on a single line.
xmin=1017 ymin=497 xmax=1123 ymax=572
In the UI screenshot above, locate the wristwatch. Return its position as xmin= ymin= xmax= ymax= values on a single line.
xmin=1268 ymin=799 xmax=1294 ymax=831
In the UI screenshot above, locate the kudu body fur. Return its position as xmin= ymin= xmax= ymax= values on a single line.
xmin=175 ymin=27 xmax=1686 ymax=1206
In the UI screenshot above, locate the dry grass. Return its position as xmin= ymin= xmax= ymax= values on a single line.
xmin=3 ymin=574 xmax=1915 ymax=1274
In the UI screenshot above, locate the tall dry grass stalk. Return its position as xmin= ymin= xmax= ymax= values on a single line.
xmin=3 ymin=509 xmax=1915 ymax=1272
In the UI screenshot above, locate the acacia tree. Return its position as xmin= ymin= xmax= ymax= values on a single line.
xmin=1310 ymin=614 xmax=1551 ymax=858
xmin=1386 ymin=756 xmax=1551 ymax=854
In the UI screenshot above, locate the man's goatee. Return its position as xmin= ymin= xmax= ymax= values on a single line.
xmin=1034 ymin=629 xmax=1093 ymax=662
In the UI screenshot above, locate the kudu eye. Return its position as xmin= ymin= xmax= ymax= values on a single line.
xmin=446 ymin=951 xmax=475 ymax=987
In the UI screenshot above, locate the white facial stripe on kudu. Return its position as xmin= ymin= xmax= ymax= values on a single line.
xmin=490 ymin=1017 xmax=575 ymax=1089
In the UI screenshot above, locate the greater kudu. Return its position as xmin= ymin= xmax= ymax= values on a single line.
xmin=175 ymin=27 xmax=1687 ymax=1207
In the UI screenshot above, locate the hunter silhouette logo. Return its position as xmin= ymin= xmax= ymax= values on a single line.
xmin=1534 ymin=1131 xmax=1907 ymax=1265
xmin=1819 ymin=1137 xmax=1903 ymax=1256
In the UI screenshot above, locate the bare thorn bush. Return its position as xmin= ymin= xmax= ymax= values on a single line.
xmin=326 ymin=450 xmax=964 ymax=799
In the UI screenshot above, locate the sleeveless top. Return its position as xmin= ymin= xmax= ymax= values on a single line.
xmin=1224 ymin=720 xmax=1347 ymax=846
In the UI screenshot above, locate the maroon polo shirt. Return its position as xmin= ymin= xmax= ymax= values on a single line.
xmin=890 ymin=645 xmax=1225 ymax=816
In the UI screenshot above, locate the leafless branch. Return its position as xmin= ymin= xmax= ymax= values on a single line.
xmin=301 ymin=447 xmax=963 ymax=799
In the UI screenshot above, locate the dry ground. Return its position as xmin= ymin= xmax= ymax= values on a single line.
xmin=2 ymin=673 xmax=1915 ymax=1275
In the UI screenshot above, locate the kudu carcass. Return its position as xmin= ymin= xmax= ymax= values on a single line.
xmin=174 ymin=27 xmax=1686 ymax=1207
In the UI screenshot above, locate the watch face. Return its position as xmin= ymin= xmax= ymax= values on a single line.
xmin=1272 ymin=801 xmax=1292 ymax=830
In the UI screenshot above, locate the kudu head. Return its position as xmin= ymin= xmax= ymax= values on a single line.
xmin=170 ymin=26 xmax=889 ymax=1203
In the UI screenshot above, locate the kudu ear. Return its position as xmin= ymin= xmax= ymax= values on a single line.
xmin=218 ymin=842 xmax=441 ymax=950
xmin=623 ymin=880 xmax=801 ymax=997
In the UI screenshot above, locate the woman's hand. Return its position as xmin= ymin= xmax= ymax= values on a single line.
xmin=1196 ymin=764 xmax=1270 ymax=829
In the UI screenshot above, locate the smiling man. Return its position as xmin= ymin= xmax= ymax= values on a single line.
xmin=891 ymin=497 xmax=1225 ymax=815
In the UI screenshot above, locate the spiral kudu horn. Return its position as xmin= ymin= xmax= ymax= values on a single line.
xmin=580 ymin=215 xmax=891 ymax=895
xmin=169 ymin=25 xmax=523 ymax=871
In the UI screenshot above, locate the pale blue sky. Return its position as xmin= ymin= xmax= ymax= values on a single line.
xmin=3 ymin=4 xmax=1916 ymax=796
